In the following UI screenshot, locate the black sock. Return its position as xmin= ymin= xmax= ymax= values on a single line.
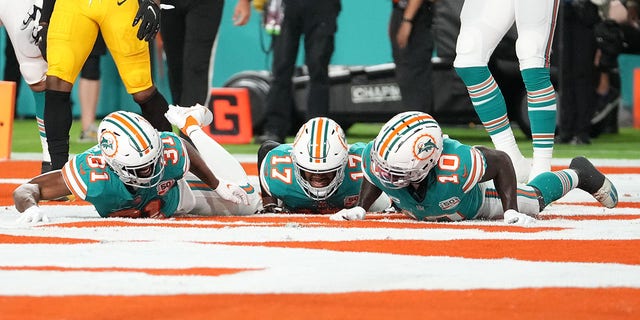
xmin=137 ymin=88 xmax=172 ymax=132
xmin=44 ymin=90 xmax=72 ymax=170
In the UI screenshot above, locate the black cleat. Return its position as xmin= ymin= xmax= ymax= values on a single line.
xmin=569 ymin=156 xmax=618 ymax=208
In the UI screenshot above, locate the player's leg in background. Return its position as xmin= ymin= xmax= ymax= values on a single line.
xmin=453 ymin=0 xmax=531 ymax=183
xmin=77 ymin=33 xmax=105 ymax=143
xmin=103 ymin=1 xmax=171 ymax=132
xmin=3 ymin=29 xmax=22 ymax=116
xmin=2 ymin=1 xmax=50 ymax=172
xmin=44 ymin=0 xmax=98 ymax=170
xmin=515 ymin=0 xmax=560 ymax=182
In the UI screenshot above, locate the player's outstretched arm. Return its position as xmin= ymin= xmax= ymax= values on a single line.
xmin=357 ymin=178 xmax=384 ymax=212
xmin=183 ymin=138 xmax=248 ymax=205
xmin=256 ymin=141 xmax=282 ymax=211
xmin=475 ymin=146 xmax=518 ymax=212
xmin=330 ymin=178 xmax=383 ymax=221
xmin=13 ymin=171 xmax=71 ymax=212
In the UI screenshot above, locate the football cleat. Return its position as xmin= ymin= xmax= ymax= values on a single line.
xmin=164 ymin=104 xmax=213 ymax=136
xmin=570 ymin=156 xmax=618 ymax=208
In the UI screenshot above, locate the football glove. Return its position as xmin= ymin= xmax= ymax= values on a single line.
xmin=215 ymin=179 xmax=249 ymax=205
xmin=329 ymin=206 xmax=366 ymax=221
xmin=503 ymin=209 xmax=536 ymax=225
xmin=17 ymin=206 xmax=50 ymax=224
xmin=132 ymin=0 xmax=161 ymax=42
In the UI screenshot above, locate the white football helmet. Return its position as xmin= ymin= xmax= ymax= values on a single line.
xmin=98 ymin=111 xmax=165 ymax=188
xmin=371 ymin=111 xmax=443 ymax=189
xmin=291 ymin=117 xmax=349 ymax=200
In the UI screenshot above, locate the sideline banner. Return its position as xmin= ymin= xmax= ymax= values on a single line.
xmin=206 ymin=88 xmax=253 ymax=144
xmin=0 ymin=81 xmax=16 ymax=159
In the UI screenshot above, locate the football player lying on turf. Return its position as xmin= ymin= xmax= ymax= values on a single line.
xmin=13 ymin=107 xmax=261 ymax=223
xmin=331 ymin=111 xmax=618 ymax=224
xmin=257 ymin=117 xmax=391 ymax=214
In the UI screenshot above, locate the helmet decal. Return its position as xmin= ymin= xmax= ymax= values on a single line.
xmin=104 ymin=111 xmax=154 ymax=155
xmin=336 ymin=124 xmax=348 ymax=150
xmin=293 ymin=123 xmax=306 ymax=146
xmin=309 ymin=117 xmax=326 ymax=163
xmin=413 ymin=133 xmax=439 ymax=160
xmin=99 ymin=131 xmax=118 ymax=158
xmin=376 ymin=113 xmax=436 ymax=161
xmin=371 ymin=111 xmax=443 ymax=189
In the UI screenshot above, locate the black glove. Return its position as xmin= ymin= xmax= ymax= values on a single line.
xmin=34 ymin=24 xmax=49 ymax=61
xmin=257 ymin=203 xmax=289 ymax=214
xmin=132 ymin=0 xmax=161 ymax=42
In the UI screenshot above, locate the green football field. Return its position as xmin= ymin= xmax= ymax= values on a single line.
xmin=8 ymin=119 xmax=640 ymax=159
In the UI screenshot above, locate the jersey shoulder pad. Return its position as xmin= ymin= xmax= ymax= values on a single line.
xmin=259 ymin=144 xmax=295 ymax=197
xmin=344 ymin=143 xmax=366 ymax=178
xmin=360 ymin=141 xmax=378 ymax=184
xmin=61 ymin=148 xmax=109 ymax=200
xmin=271 ymin=144 xmax=293 ymax=157
xmin=441 ymin=138 xmax=486 ymax=193
xmin=348 ymin=142 xmax=366 ymax=157
xmin=160 ymin=132 xmax=189 ymax=178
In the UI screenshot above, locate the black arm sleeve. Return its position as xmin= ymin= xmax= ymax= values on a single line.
xmin=40 ymin=0 xmax=56 ymax=24
xmin=257 ymin=140 xmax=281 ymax=199
xmin=257 ymin=140 xmax=281 ymax=172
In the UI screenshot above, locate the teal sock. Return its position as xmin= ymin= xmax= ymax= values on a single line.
xmin=528 ymin=170 xmax=578 ymax=207
xmin=521 ymin=68 xmax=556 ymax=150
xmin=455 ymin=66 xmax=511 ymax=135
xmin=33 ymin=90 xmax=50 ymax=162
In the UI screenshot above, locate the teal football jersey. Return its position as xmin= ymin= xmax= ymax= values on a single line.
xmin=362 ymin=138 xmax=487 ymax=221
xmin=260 ymin=142 xmax=368 ymax=213
xmin=61 ymin=132 xmax=190 ymax=218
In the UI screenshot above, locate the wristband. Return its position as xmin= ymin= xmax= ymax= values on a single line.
xmin=401 ymin=16 xmax=413 ymax=23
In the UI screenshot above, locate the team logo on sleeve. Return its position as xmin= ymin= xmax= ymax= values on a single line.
xmin=99 ymin=131 xmax=118 ymax=158
xmin=344 ymin=195 xmax=359 ymax=207
xmin=157 ymin=180 xmax=175 ymax=196
xmin=439 ymin=196 xmax=461 ymax=210
xmin=412 ymin=134 xmax=439 ymax=160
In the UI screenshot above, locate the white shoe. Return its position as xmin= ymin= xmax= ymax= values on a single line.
xmin=510 ymin=154 xmax=531 ymax=184
xmin=164 ymin=104 xmax=213 ymax=135
xmin=528 ymin=159 xmax=551 ymax=183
